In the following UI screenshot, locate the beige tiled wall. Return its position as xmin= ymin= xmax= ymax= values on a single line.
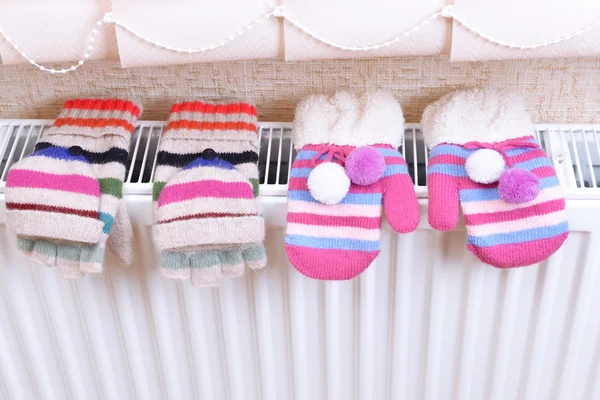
xmin=0 ymin=56 xmax=598 ymax=123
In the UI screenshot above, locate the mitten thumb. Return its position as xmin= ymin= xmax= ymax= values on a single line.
xmin=107 ymin=201 xmax=134 ymax=265
xmin=382 ymin=172 xmax=420 ymax=233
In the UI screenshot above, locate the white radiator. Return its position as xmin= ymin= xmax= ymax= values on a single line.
xmin=0 ymin=121 xmax=599 ymax=400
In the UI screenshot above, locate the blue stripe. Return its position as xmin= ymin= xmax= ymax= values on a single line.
xmin=183 ymin=157 xmax=234 ymax=170
xmin=430 ymin=141 xmax=540 ymax=158
xmin=99 ymin=212 xmax=114 ymax=234
xmin=377 ymin=148 xmax=403 ymax=157
xmin=512 ymin=157 xmax=552 ymax=170
xmin=290 ymin=168 xmax=312 ymax=178
xmin=32 ymin=146 xmax=88 ymax=162
xmin=468 ymin=222 xmax=568 ymax=247
xmin=295 ymin=150 xmax=318 ymax=160
xmin=288 ymin=190 xmax=382 ymax=205
xmin=285 ymin=235 xmax=380 ymax=251
xmin=427 ymin=164 xmax=467 ymax=177
xmin=460 ymin=176 xmax=561 ymax=202
xmin=383 ymin=164 xmax=409 ymax=177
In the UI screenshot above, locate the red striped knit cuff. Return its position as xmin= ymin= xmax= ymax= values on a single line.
xmin=48 ymin=98 xmax=142 ymax=138
xmin=164 ymin=100 xmax=258 ymax=142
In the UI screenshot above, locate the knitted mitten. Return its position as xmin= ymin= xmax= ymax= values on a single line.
xmin=152 ymin=101 xmax=266 ymax=287
xmin=422 ymin=89 xmax=568 ymax=268
xmin=285 ymin=91 xmax=419 ymax=280
xmin=6 ymin=98 xmax=140 ymax=278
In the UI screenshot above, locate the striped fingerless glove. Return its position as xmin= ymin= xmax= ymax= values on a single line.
xmin=152 ymin=101 xmax=266 ymax=287
xmin=5 ymin=98 xmax=141 ymax=278
xmin=285 ymin=91 xmax=419 ymax=280
xmin=422 ymin=89 xmax=568 ymax=268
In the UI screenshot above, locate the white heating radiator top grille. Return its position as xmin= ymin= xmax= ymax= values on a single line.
xmin=0 ymin=120 xmax=600 ymax=199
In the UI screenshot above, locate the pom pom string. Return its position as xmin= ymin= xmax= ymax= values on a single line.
xmin=311 ymin=146 xmax=349 ymax=167
xmin=463 ymin=136 xmax=538 ymax=167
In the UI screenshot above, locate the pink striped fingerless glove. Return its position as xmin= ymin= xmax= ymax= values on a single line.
xmin=422 ymin=89 xmax=568 ymax=268
xmin=285 ymin=92 xmax=419 ymax=280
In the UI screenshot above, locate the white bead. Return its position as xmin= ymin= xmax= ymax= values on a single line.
xmin=465 ymin=149 xmax=506 ymax=184
xmin=307 ymin=162 xmax=350 ymax=205
xmin=30 ymin=60 xmax=35 ymax=64
xmin=78 ymin=60 xmax=84 ymax=65
xmin=84 ymin=53 xmax=90 ymax=58
xmin=50 ymin=69 xmax=56 ymax=73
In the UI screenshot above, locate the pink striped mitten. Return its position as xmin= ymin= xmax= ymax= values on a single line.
xmin=422 ymin=89 xmax=568 ymax=268
xmin=285 ymin=91 xmax=419 ymax=280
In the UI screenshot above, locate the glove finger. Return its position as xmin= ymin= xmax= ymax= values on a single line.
xmin=219 ymin=250 xmax=244 ymax=278
xmin=107 ymin=201 xmax=134 ymax=265
xmin=57 ymin=258 xmax=85 ymax=280
xmin=242 ymin=244 xmax=267 ymax=270
xmin=31 ymin=240 xmax=58 ymax=267
xmin=161 ymin=252 xmax=191 ymax=280
xmin=190 ymin=251 xmax=222 ymax=288
xmin=79 ymin=244 xmax=106 ymax=274
xmin=16 ymin=236 xmax=35 ymax=256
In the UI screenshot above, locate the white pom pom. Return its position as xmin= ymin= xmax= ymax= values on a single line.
xmin=465 ymin=149 xmax=506 ymax=184
xmin=307 ymin=162 xmax=350 ymax=204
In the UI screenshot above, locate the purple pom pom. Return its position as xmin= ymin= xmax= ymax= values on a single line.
xmin=345 ymin=146 xmax=386 ymax=186
xmin=498 ymin=168 xmax=540 ymax=204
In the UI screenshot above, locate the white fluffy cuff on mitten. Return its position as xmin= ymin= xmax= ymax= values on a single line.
xmin=421 ymin=88 xmax=534 ymax=149
xmin=293 ymin=91 xmax=405 ymax=148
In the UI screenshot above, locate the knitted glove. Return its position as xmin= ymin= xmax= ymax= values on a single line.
xmin=285 ymin=91 xmax=419 ymax=280
xmin=422 ymin=89 xmax=568 ymax=268
xmin=152 ymin=101 xmax=266 ymax=287
xmin=6 ymin=99 xmax=140 ymax=278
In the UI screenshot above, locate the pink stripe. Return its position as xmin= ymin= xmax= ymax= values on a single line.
xmin=287 ymin=223 xmax=381 ymax=240
xmin=455 ymin=166 xmax=557 ymax=189
xmin=301 ymin=143 xmax=393 ymax=152
xmin=465 ymin=199 xmax=566 ymax=225
xmin=462 ymin=186 xmax=565 ymax=214
xmin=467 ymin=210 xmax=567 ymax=236
xmin=286 ymin=244 xmax=379 ymax=280
xmin=7 ymin=169 xmax=100 ymax=196
xmin=384 ymin=156 xmax=406 ymax=165
xmin=429 ymin=154 xmax=465 ymax=166
xmin=506 ymin=149 xmax=546 ymax=164
xmin=158 ymin=180 xmax=253 ymax=206
xmin=429 ymin=149 xmax=547 ymax=167
xmin=293 ymin=159 xmax=343 ymax=169
xmin=287 ymin=200 xmax=381 ymax=217
xmin=294 ymin=156 xmax=406 ymax=170
xmin=287 ymin=212 xmax=381 ymax=229
xmin=288 ymin=177 xmax=381 ymax=193
xmin=467 ymin=233 xmax=568 ymax=268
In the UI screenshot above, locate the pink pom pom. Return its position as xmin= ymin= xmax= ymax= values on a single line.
xmin=344 ymin=146 xmax=386 ymax=186
xmin=498 ymin=168 xmax=540 ymax=204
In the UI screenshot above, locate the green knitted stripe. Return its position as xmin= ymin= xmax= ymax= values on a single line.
xmin=18 ymin=237 xmax=105 ymax=263
xmin=218 ymin=250 xmax=243 ymax=266
xmin=249 ymin=178 xmax=259 ymax=197
xmin=153 ymin=181 xmax=167 ymax=202
xmin=98 ymin=178 xmax=123 ymax=199
xmin=243 ymin=245 xmax=266 ymax=262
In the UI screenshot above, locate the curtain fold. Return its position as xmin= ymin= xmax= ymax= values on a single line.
xmin=450 ymin=0 xmax=600 ymax=61
xmin=0 ymin=0 xmax=117 ymax=65
xmin=0 ymin=0 xmax=598 ymax=67
xmin=282 ymin=0 xmax=450 ymax=61
xmin=111 ymin=0 xmax=282 ymax=67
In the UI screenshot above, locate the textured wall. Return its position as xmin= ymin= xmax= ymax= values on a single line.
xmin=0 ymin=56 xmax=599 ymax=123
